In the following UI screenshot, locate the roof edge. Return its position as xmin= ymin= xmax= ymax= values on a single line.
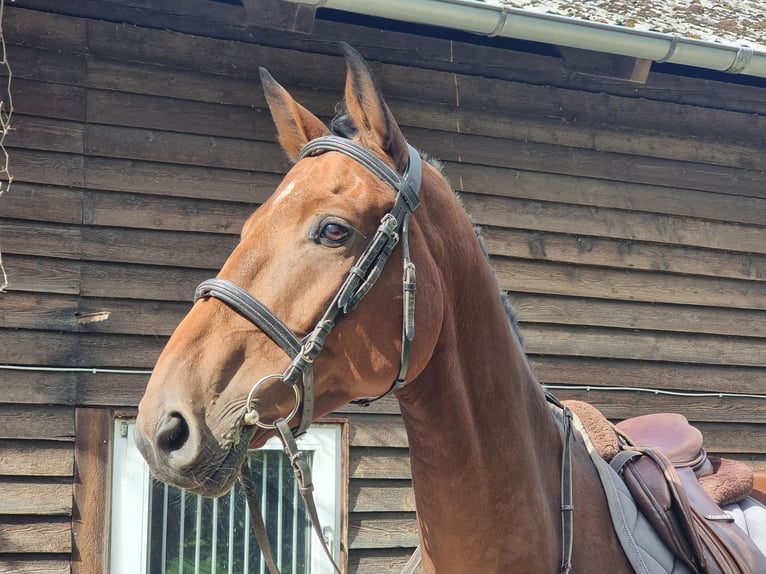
xmin=287 ymin=0 xmax=766 ymax=79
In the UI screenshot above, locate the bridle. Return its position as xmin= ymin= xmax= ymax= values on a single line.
xmin=193 ymin=135 xmax=423 ymax=574
xmin=194 ymin=134 xmax=423 ymax=438
xmin=192 ymin=134 xmax=574 ymax=574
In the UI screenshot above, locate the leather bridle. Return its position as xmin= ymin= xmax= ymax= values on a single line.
xmin=192 ymin=134 xmax=574 ymax=574
xmin=194 ymin=134 xmax=423 ymax=439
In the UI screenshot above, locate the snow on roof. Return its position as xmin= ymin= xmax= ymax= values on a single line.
xmin=490 ymin=0 xmax=766 ymax=50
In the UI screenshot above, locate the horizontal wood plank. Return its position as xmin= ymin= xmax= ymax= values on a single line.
xmin=348 ymin=551 xmax=421 ymax=574
xmin=0 ymin=441 xmax=73 ymax=477
xmin=494 ymin=258 xmax=766 ymax=310
xmin=464 ymin=194 xmax=766 ymax=255
xmin=84 ymin=156 xmax=280 ymax=203
xmin=511 ymin=294 xmax=766 ymax=338
xmin=349 ymin=448 xmax=411 ymax=480
xmin=1 ymin=256 xmax=80 ymax=295
xmin=0 ymin=183 xmax=82 ymax=225
xmin=531 ymin=357 xmax=766 ymax=395
xmin=486 ymin=228 xmax=765 ymax=282
xmin=84 ymin=124 xmax=288 ymax=172
xmin=0 ymin=519 xmax=71 ymax=554
xmin=0 ymin=480 xmax=72 ymax=515
xmin=0 ymin=406 xmax=74 ymax=441
xmin=0 ymin=557 xmax=70 ymax=574
xmin=447 ymin=163 xmax=766 ymax=226
xmin=348 ymin=512 xmax=419 ymax=550
xmin=0 ymin=222 xmax=81 ymax=260
xmin=349 ymin=416 xmax=409 ymax=449
xmin=83 ymin=190 xmax=255 ymax=234
xmin=523 ymin=324 xmax=766 ymax=367
xmin=349 ymin=480 xmax=415 ymax=513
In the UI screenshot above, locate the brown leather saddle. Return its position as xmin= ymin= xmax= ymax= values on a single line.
xmin=567 ymin=401 xmax=766 ymax=574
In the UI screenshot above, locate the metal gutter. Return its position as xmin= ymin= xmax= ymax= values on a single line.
xmin=286 ymin=0 xmax=766 ymax=79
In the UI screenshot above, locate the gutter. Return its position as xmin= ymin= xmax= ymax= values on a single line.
xmin=285 ymin=0 xmax=766 ymax=79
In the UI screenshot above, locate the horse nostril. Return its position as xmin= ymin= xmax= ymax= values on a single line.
xmin=156 ymin=411 xmax=190 ymax=455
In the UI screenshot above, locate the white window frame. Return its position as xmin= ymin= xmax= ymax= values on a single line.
xmin=110 ymin=419 xmax=343 ymax=574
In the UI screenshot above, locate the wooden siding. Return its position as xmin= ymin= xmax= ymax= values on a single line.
xmin=0 ymin=2 xmax=764 ymax=572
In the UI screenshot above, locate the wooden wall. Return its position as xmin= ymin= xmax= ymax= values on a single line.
xmin=0 ymin=1 xmax=764 ymax=572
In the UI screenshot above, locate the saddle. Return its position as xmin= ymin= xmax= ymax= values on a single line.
xmin=567 ymin=401 xmax=766 ymax=574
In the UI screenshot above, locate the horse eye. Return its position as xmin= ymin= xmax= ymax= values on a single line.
xmin=318 ymin=222 xmax=350 ymax=246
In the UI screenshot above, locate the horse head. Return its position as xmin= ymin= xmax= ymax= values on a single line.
xmin=135 ymin=43 xmax=446 ymax=496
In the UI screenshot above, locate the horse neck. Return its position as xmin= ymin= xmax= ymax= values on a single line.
xmin=396 ymin=189 xmax=565 ymax=570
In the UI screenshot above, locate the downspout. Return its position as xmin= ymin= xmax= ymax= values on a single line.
xmin=286 ymin=0 xmax=766 ymax=79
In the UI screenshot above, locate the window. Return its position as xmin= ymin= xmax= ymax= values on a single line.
xmin=111 ymin=419 xmax=344 ymax=574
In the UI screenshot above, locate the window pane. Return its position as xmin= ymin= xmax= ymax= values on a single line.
xmin=147 ymin=450 xmax=312 ymax=574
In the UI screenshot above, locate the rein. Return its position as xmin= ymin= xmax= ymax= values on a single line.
xmin=196 ymin=135 xmax=423 ymax=574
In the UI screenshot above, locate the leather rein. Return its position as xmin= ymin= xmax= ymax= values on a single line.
xmin=193 ymin=135 xmax=575 ymax=574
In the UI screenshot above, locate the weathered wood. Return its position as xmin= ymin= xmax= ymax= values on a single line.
xmin=5 ymin=115 xmax=83 ymax=154
xmin=0 ymin=183 xmax=83 ymax=225
xmin=348 ymin=549 xmax=422 ymax=574
xmin=0 ymin=406 xmax=74 ymax=441
xmin=0 ymin=330 xmax=78 ymax=366
xmin=694 ymin=422 xmax=766 ymax=454
xmin=80 ymin=261 xmax=210 ymax=300
xmin=86 ymin=57 xmax=266 ymax=108
xmin=559 ymin=47 xmax=650 ymax=83
xmin=349 ymin=417 xmax=409 ymax=449
xmin=8 ymin=149 xmax=83 ymax=188
xmin=5 ymin=7 xmax=88 ymax=53
xmin=531 ymin=357 xmax=766 ymax=395
xmin=0 ymin=440 xmax=73 ymax=476
xmin=86 ymin=88 xmax=274 ymax=141
xmin=10 ymin=79 xmax=86 ymax=122
xmin=485 ymin=228 xmax=766 ymax=282
xmin=0 ymin=370 xmax=77 ymax=406
xmin=348 ymin=512 xmax=419 ymax=550
xmin=511 ymin=293 xmax=766 ymax=338
xmin=463 ymin=194 xmax=766 ymax=255
xmin=84 ymin=124 xmax=289 ymax=172
xmin=411 ymin=127 xmax=766 ymax=200
xmin=0 ymin=480 xmax=72 ymax=515
xmin=4 ymin=44 xmax=86 ymax=85
xmin=1 ymin=255 xmax=80 ymax=295
xmin=0 ymin=517 xmax=71 ymax=553
xmin=349 ymin=448 xmax=411 ymax=480
xmin=446 ymin=163 xmax=766 ymax=226
xmin=83 ymin=190 xmax=255 ymax=234
xmin=0 ymin=221 xmax=81 ymax=260
xmin=0 ymin=292 xmax=79 ymax=331
xmin=494 ymin=258 xmax=766 ymax=310
xmin=0 ymin=558 xmax=70 ymax=574
xmin=81 ymin=226 xmax=236 ymax=268
xmin=84 ymin=156 xmax=280 ymax=203
xmin=71 ymin=408 xmax=112 ymax=574
xmin=523 ymin=324 xmax=766 ymax=367
xmin=349 ymin=480 xmax=415 ymax=513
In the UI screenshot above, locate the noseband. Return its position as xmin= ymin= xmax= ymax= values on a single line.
xmin=194 ymin=135 xmax=422 ymax=438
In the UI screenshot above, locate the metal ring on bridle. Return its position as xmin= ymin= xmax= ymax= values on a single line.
xmin=243 ymin=373 xmax=302 ymax=429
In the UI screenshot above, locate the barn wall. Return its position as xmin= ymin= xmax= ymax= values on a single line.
xmin=0 ymin=2 xmax=764 ymax=572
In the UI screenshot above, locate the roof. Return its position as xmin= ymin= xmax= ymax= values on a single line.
xmin=494 ymin=0 xmax=766 ymax=50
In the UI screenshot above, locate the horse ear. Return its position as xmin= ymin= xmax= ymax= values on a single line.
xmin=340 ymin=43 xmax=409 ymax=173
xmin=259 ymin=67 xmax=330 ymax=162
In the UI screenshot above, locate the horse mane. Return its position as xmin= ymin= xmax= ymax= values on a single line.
xmin=329 ymin=109 xmax=524 ymax=347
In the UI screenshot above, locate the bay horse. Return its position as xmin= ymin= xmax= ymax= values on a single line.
xmin=135 ymin=43 xmax=636 ymax=573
